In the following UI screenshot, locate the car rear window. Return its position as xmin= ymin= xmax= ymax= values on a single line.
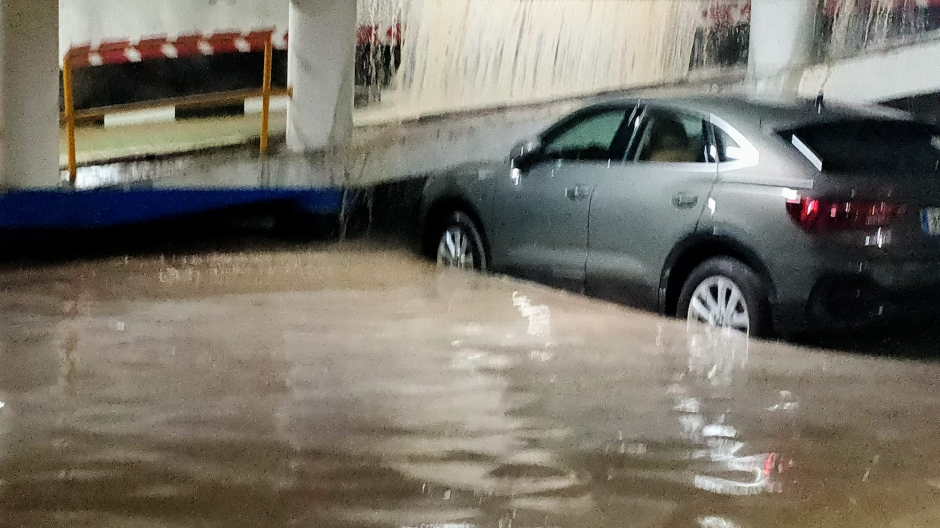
xmin=778 ymin=119 xmax=940 ymax=174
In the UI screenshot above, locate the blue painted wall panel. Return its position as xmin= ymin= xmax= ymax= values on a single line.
xmin=0 ymin=188 xmax=344 ymax=229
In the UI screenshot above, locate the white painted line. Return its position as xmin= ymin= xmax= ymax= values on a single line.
xmin=244 ymin=95 xmax=290 ymax=115
xmin=104 ymin=107 xmax=177 ymax=128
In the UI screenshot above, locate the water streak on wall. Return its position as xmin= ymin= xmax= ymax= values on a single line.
xmin=823 ymin=0 xmax=940 ymax=61
xmin=358 ymin=0 xmax=402 ymax=27
xmin=392 ymin=0 xmax=705 ymax=117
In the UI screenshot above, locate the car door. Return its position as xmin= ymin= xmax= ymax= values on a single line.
xmin=586 ymin=105 xmax=719 ymax=309
xmin=490 ymin=105 xmax=635 ymax=291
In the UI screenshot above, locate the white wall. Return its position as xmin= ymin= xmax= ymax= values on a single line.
xmin=357 ymin=0 xmax=401 ymax=27
xmin=799 ymin=38 xmax=940 ymax=103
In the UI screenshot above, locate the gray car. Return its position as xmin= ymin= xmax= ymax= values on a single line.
xmin=419 ymin=96 xmax=940 ymax=336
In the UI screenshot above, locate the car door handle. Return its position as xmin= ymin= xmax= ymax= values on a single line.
xmin=672 ymin=192 xmax=699 ymax=209
xmin=566 ymin=184 xmax=593 ymax=201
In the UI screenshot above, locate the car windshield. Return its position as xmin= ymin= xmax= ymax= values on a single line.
xmin=778 ymin=118 xmax=940 ymax=175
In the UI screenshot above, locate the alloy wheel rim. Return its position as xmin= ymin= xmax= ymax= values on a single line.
xmin=437 ymin=226 xmax=474 ymax=269
xmin=687 ymin=276 xmax=750 ymax=334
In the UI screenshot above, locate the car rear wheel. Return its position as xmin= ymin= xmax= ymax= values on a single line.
xmin=435 ymin=211 xmax=487 ymax=271
xmin=677 ymin=257 xmax=770 ymax=337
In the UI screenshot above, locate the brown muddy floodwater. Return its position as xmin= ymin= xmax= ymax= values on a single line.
xmin=2 ymin=244 xmax=940 ymax=527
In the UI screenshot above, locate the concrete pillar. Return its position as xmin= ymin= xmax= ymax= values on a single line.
xmin=747 ymin=0 xmax=819 ymax=97
xmin=0 ymin=0 xmax=60 ymax=190
xmin=286 ymin=0 xmax=356 ymax=152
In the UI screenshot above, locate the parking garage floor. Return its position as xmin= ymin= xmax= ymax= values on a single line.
xmin=3 ymin=242 xmax=940 ymax=527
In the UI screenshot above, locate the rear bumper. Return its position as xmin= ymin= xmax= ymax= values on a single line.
xmin=810 ymin=276 xmax=940 ymax=324
xmin=771 ymin=259 xmax=940 ymax=335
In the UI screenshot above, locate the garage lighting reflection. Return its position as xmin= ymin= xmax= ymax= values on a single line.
xmin=698 ymin=516 xmax=743 ymax=528
xmin=671 ymin=327 xmax=788 ymax=496
xmin=693 ymin=452 xmax=778 ymax=496
xmin=512 ymin=292 xmax=552 ymax=338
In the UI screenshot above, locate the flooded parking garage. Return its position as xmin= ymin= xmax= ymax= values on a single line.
xmin=1 ymin=243 xmax=940 ymax=527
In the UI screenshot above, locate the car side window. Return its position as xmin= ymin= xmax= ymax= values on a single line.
xmin=542 ymin=109 xmax=629 ymax=162
xmin=714 ymin=126 xmax=745 ymax=162
xmin=634 ymin=109 xmax=711 ymax=163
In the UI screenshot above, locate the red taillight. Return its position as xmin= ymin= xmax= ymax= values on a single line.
xmin=785 ymin=196 xmax=905 ymax=232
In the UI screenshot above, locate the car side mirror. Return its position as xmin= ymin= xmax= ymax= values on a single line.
xmin=509 ymin=137 xmax=542 ymax=171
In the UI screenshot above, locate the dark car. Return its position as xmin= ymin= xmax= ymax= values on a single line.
xmin=419 ymin=96 xmax=940 ymax=336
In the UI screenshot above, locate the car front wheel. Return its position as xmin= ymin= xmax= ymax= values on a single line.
xmin=435 ymin=211 xmax=487 ymax=271
xmin=677 ymin=257 xmax=770 ymax=337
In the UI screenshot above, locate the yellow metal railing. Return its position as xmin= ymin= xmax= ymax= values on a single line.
xmin=61 ymin=30 xmax=281 ymax=186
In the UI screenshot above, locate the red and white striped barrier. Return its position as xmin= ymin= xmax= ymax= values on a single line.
xmin=67 ymin=23 xmax=403 ymax=69
xmin=67 ymin=30 xmax=282 ymax=68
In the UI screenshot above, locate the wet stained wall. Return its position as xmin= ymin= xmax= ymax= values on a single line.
xmin=390 ymin=0 xmax=719 ymax=117
xmin=387 ymin=0 xmax=940 ymax=118
xmin=820 ymin=0 xmax=940 ymax=60
xmin=57 ymin=0 xmax=940 ymax=120
xmin=59 ymin=0 xmax=747 ymax=115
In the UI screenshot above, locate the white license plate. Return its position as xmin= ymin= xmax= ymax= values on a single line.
xmin=923 ymin=208 xmax=940 ymax=235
